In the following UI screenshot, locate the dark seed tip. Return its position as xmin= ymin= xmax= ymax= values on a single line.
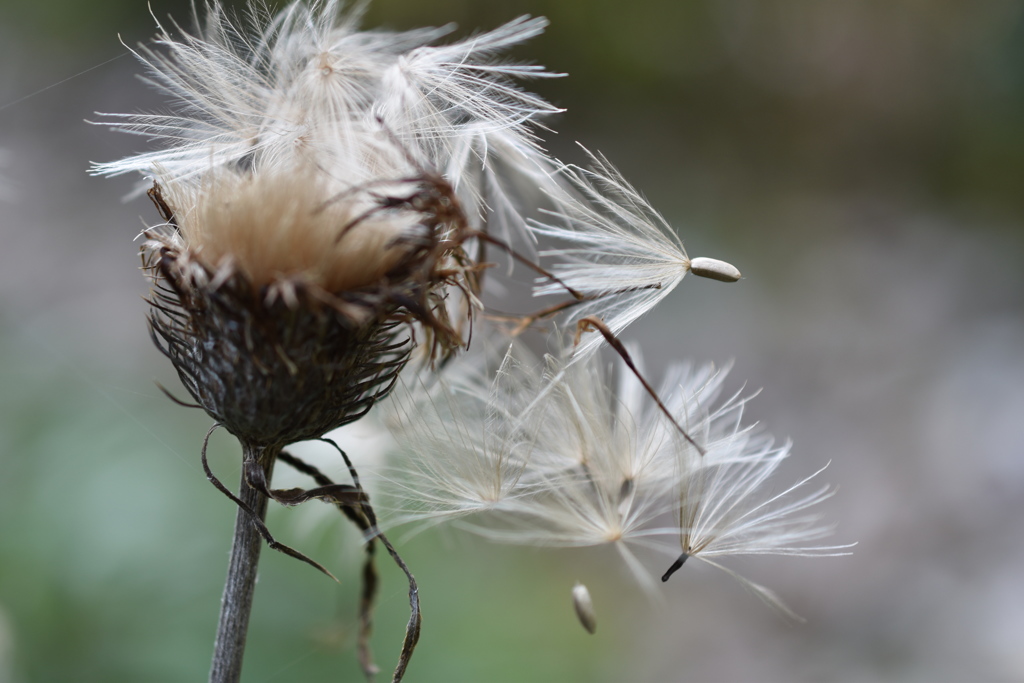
xmin=661 ymin=553 xmax=689 ymax=582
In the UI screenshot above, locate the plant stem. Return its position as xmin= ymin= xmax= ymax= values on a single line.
xmin=209 ymin=444 xmax=277 ymax=683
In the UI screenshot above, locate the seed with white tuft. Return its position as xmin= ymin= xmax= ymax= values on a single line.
xmin=571 ymin=583 xmax=597 ymax=634
xmin=689 ymin=257 xmax=741 ymax=282
xmin=661 ymin=552 xmax=689 ymax=582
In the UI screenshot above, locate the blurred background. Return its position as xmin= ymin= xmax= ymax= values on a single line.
xmin=1 ymin=0 xmax=1023 ymax=681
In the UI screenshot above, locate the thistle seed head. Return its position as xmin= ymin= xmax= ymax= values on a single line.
xmin=144 ymin=165 xmax=471 ymax=448
xmin=164 ymin=166 xmax=424 ymax=293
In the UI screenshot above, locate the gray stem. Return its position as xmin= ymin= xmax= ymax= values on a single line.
xmin=209 ymin=444 xmax=277 ymax=683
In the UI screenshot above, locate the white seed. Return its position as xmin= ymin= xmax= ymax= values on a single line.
xmin=689 ymin=257 xmax=741 ymax=282
xmin=571 ymin=583 xmax=597 ymax=634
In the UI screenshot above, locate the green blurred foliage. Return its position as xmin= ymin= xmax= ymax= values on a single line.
xmin=3 ymin=0 xmax=1024 ymax=681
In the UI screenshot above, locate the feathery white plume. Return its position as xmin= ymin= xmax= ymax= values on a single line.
xmin=91 ymin=1 xmax=563 ymax=249
xmin=382 ymin=343 xmax=542 ymax=528
xmin=382 ymin=340 xmax=848 ymax=605
xmin=532 ymin=149 xmax=740 ymax=357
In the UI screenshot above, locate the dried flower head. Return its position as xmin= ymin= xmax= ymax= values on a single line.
xmin=144 ymin=167 xmax=471 ymax=448
xmin=94 ymin=0 xmax=570 ymax=447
